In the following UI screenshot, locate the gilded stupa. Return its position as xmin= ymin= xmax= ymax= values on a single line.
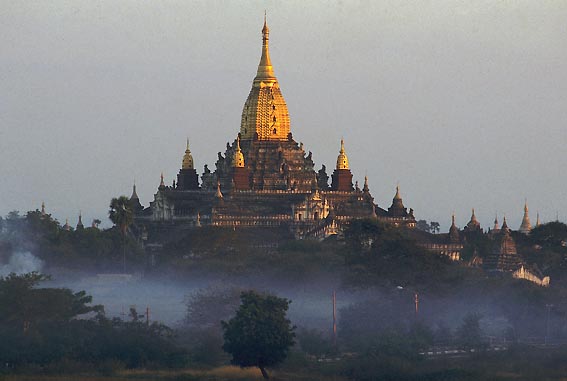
xmin=240 ymin=16 xmax=290 ymax=141
xmin=519 ymin=201 xmax=532 ymax=234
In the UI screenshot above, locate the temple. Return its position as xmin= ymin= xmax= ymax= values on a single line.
xmin=132 ymin=19 xmax=416 ymax=242
xmin=128 ymin=19 xmax=549 ymax=287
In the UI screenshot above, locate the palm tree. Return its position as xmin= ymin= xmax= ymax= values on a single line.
xmin=109 ymin=196 xmax=133 ymax=273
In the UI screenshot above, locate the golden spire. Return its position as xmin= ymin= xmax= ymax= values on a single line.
xmin=182 ymin=138 xmax=194 ymax=170
xmin=240 ymin=16 xmax=291 ymax=141
xmin=502 ymin=215 xmax=509 ymax=231
xmin=536 ymin=212 xmax=541 ymax=227
xmin=519 ymin=200 xmax=532 ymax=234
xmin=363 ymin=175 xmax=369 ymax=193
xmin=494 ymin=213 xmax=500 ymax=230
xmin=336 ymin=139 xmax=350 ymax=170
xmin=215 ymin=180 xmax=223 ymax=199
xmin=394 ymin=185 xmax=401 ymax=200
xmin=255 ymin=12 xmax=275 ymax=83
xmin=233 ymin=137 xmax=245 ymax=168
xmin=470 ymin=208 xmax=478 ymax=224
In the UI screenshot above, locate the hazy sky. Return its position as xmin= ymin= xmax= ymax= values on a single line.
xmin=1 ymin=1 xmax=566 ymax=231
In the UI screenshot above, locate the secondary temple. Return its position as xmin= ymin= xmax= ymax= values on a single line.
xmin=132 ymin=18 xmax=416 ymax=241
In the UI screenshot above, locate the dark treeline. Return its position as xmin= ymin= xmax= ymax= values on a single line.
xmin=0 ymin=273 xmax=186 ymax=375
xmin=0 ymin=208 xmax=142 ymax=270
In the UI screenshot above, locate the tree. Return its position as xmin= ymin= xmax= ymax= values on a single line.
xmin=430 ymin=221 xmax=440 ymax=234
xmin=456 ymin=313 xmax=486 ymax=351
xmin=416 ymin=220 xmax=431 ymax=233
xmin=222 ymin=291 xmax=295 ymax=379
xmin=185 ymin=286 xmax=242 ymax=330
xmin=109 ymin=196 xmax=133 ymax=272
xmin=530 ymin=222 xmax=567 ymax=249
xmin=317 ymin=165 xmax=330 ymax=190
xmin=0 ymin=272 xmax=102 ymax=331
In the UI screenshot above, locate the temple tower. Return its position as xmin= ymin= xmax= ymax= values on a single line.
xmin=240 ymin=16 xmax=290 ymax=141
xmin=214 ymin=18 xmax=316 ymax=191
xmin=465 ymin=208 xmax=481 ymax=232
xmin=388 ymin=186 xmax=407 ymax=217
xmin=331 ymin=139 xmax=354 ymax=191
xmin=130 ymin=182 xmax=144 ymax=212
xmin=449 ymin=214 xmax=460 ymax=243
xmin=231 ymin=137 xmax=250 ymax=190
xmin=485 ymin=216 xmax=524 ymax=272
xmin=493 ymin=214 xmax=500 ymax=232
xmin=519 ymin=201 xmax=532 ymax=234
xmin=76 ymin=211 xmax=84 ymax=230
xmin=177 ymin=139 xmax=199 ymax=190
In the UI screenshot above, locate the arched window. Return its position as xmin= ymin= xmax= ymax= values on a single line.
xmin=273 ymin=128 xmax=277 ymax=135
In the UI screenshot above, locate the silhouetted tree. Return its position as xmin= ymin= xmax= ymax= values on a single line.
xmin=109 ymin=196 xmax=133 ymax=272
xmin=430 ymin=221 xmax=440 ymax=234
xmin=222 ymin=291 xmax=295 ymax=379
xmin=456 ymin=313 xmax=486 ymax=351
xmin=416 ymin=220 xmax=431 ymax=233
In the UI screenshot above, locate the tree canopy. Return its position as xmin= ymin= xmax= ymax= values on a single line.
xmin=222 ymin=290 xmax=296 ymax=379
xmin=109 ymin=196 xmax=133 ymax=235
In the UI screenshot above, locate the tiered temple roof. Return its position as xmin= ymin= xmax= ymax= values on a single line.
xmin=134 ymin=18 xmax=416 ymax=242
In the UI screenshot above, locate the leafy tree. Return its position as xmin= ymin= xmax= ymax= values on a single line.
xmin=109 ymin=196 xmax=134 ymax=272
xmin=185 ymin=286 xmax=242 ymax=330
xmin=316 ymin=164 xmax=330 ymax=190
xmin=456 ymin=313 xmax=486 ymax=351
xmin=530 ymin=222 xmax=567 ymax=249
xmin=0 ymin=272 xmax=102 ymax=331
xmin=430 ymin=221 xmax=440 ymax=234
xmin=416 ymin=220 xmax=431 ymax=233
xmin=222 ymin=291 xmax=296 ymax=379
xmin=0 ymin=273 xmax=186 ymax=370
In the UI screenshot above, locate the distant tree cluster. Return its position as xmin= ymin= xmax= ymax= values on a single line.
xmin=0 ymin=198 xmax=142 ymax=270
xmin=342 ymin=219 xmax=463 ymax=290
xmin=0 ymin=272 xmax=186 ymax=372
xmin=416 ymin=219 xmax=440 ymax=234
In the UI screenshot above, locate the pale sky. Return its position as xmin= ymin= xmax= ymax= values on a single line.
xmin=1 ymin=1 xmax=566 ymax=231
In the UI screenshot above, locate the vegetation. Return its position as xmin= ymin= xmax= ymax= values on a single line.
xmin=4 ymin=207 xmax=567 ymax=379
xmin=222 ymin=291 xmax=296 ymax=379
xmin=0 ymin=207 xmax=142 ymax=271
xmin=109 ymin=196 xmax=135 ymax=272
xmin=0 ymin=273 xmax=187 ymax=374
